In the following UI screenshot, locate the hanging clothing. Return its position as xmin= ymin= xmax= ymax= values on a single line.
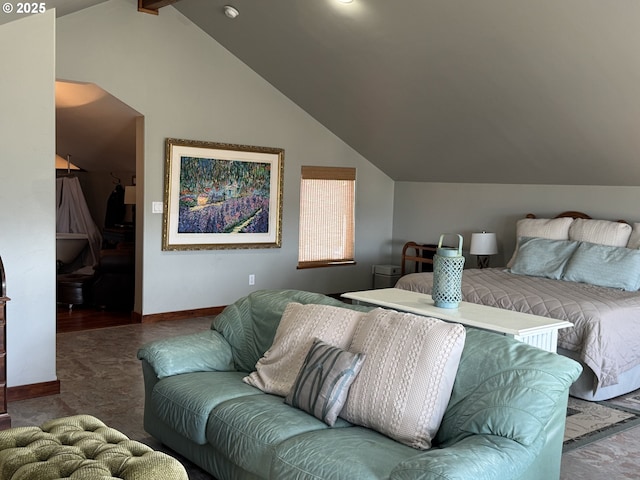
xmin=104 ymin=184 xmax=126 ymax=228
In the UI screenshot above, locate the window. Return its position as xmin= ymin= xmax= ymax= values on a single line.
xmin=298 ymin=166 xmax=356 ymax=268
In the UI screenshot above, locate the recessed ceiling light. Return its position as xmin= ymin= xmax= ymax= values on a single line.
xmin=223 ymin=5 xmax=239 ymax=19
xmin=338 ymin=0 xmax=354 ymax=3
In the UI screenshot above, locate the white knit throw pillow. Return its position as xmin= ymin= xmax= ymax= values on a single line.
xmin=341 ymin=308 xmax=466 ymax=450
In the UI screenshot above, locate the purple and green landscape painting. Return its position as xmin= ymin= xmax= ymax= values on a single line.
xmin=178 ymin=157 xmax=271 ymax=234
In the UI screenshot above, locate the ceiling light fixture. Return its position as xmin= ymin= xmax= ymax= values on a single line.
xmin=338 ymin=0 xmax=354 ymax=3
xmin=223 ymin=5 xmax=239 ymax=18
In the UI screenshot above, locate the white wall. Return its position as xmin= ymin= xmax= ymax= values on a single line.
xmin=393 ymin=182 xmax=640 ymax=267
xmin=0 ymin=11 xmax=56 ymax=387
xmin=56 ymin=0 xmax=395 ymax=315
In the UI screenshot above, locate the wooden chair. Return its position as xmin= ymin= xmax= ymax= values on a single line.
xmin=401 ymin=242 xmax=437 ymax=276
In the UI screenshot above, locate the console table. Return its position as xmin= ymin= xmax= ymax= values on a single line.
xmin=341 ymin=288 xmax=572 ymax=353
xmin=0 ymin=256 xmax=10 ymax=429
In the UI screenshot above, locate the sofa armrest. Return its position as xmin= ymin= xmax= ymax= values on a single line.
xmin=391 ymin=434 xmax=537 ymax=480
xmin=137 ymin=330 xmax=235 ymax=378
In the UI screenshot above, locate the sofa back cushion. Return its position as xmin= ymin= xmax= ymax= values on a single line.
xmin=212 ymin=289 xmax=370 ymax=373
xmin=435 ymin=328 xmax=583 ymax=447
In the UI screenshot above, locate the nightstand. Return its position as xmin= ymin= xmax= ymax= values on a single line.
xmin=372 ymin=264 xmax=401 ymax=289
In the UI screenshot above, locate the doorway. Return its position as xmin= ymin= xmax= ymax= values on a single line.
xmin=55 ymin=80 xmax=143 ymax=331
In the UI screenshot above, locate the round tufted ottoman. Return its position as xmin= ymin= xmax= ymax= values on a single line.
xmin=0 ymin=415 xmax=188 ymax=480
xmin=57 ymin=274 xmax=94 ymax=310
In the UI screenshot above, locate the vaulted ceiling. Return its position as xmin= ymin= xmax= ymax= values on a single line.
xmin=7 ymin=0 xmax=640 ymax=185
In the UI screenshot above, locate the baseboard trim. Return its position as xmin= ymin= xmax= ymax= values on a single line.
xmin=8 ymin=307 xmax=224 ymax=402
xmin=137 ymin=306 xmax=225 ymax=323
xmin=8 ymin=380 xmax=61 ymax=402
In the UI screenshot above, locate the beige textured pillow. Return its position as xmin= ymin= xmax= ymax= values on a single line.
xmin=568 ymin=218 xmax=632 ymax=247
xmin=627 ymin=223 xmax=640 ymax=249
xmin=341 ymin=308 xmax=466 ymax=450
xmin=507 ymin=217 xmax=574 ymax=267
xmin=285 ymin=339 xmax=366 ymax=426
xmin=243 ymin=303 xmax=364 ymax=396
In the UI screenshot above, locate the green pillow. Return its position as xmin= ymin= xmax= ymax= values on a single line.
xmin=510 ymin=237 xmax=579 ymax=280
xmin=285 ymin=339 xmax=365 ymax=426
xmin=563 ymin=242 xmax=640 ymax=291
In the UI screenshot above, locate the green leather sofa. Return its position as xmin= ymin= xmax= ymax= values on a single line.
xmin=137 ymin=289 xmax=582 ymax=480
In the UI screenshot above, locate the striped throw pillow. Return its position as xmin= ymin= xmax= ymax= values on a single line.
xmin=285 ymin=339 xmax=365 ymax=426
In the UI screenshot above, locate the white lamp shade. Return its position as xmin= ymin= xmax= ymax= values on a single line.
xmin=470 ymin=232 xmax=498 ymax=255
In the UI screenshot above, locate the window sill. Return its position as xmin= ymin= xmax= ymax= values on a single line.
xmin=297 ymin=261 xmax=356 ymax=269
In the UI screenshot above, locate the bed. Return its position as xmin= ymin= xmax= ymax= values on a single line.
xmin=396 ymin=212 xmax=640 ymax=401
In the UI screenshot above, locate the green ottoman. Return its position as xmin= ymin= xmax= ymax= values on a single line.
xmin=0 ymin=415 xmax=188 ymax=480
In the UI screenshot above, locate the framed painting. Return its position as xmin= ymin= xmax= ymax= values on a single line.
xmin=162 ymin=138 xmax=284 ymax=250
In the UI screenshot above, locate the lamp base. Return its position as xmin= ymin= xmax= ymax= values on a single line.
xmin=476 ymin=255 xmax=490 ymax=269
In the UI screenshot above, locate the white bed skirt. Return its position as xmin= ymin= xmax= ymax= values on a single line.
xmin=559 ymin=347 xmax=640 ymax=401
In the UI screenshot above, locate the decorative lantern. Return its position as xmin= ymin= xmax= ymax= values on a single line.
xmin=432 ymin=234 xmax=465 ymax=309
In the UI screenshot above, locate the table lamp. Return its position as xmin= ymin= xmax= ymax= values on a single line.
xmin=470 ymin=232 xmax=498 ymax=269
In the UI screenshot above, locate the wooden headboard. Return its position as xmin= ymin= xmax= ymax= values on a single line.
xmin=527 ymin=211 xmax=591 ymax=220
xmin=400 ymin=211 xmax=630 ymax=276
xmin=527 ymin=211 xmax=628 ymax=224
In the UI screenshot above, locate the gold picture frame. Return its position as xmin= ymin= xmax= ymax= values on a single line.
xmin=162 ymin=138 xmax=284 ymax=250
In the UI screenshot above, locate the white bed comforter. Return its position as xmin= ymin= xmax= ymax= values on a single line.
xmin=396 ymin=268 xmax=640 ymax=389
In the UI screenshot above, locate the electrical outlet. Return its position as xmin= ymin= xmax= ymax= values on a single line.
xmin=249 ymin=274 xmax=255 ymax=285
xmin=152 ymin=202 xmax=163 ymax=214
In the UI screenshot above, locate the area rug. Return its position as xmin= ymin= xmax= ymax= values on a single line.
xmin=606 ymin=389 xmax=640 ymax=412
xmin=564 ymin=394 xmax=640 ymax=452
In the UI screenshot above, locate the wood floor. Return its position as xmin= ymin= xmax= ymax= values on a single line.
xmin=56 ymin=305 xmax=136 ymax=333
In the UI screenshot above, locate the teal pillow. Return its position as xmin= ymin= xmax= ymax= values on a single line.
xmin=563 ymin=242 xmax=640 ymax=291
xmin=285 ymin=339 xmax=365 ymax=426
xmin=510 ymin=237 xmax=579 ymax=280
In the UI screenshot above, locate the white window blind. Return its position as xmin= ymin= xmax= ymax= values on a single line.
xmin=298 ymin=166 xmax=356 ymax=268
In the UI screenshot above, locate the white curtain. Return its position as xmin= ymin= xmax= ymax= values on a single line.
xmin=56 ymin=176 xmax=102 ymax=267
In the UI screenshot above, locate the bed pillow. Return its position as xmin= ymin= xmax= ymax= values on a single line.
xmin=509 ymin=237 xmax=579 ymax=280
xmin=626 ymin=223 xmax=640 ymax=249
xmin=563 ymin=242 xmax=640 ymax=291
xmin=285 ymin=339 xmax=366 ymax=426
xmin=243 ymin=302 xmax=364 ymax=396
xmin=568 ymin=218 xmax=632 ymax=247
xmin=341 ymin=308 xmax=466 ymax=450
xmin=507 ymin=217 xmax=574 ymax=267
